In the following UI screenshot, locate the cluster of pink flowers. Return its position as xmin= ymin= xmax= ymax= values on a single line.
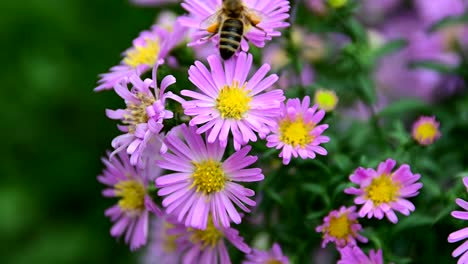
xmin=92 ymin=0 xmax=458 ymax=263
xmin=94 ymin=1 xmax=298 ymax=262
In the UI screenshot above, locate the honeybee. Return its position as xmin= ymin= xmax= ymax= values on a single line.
xmin=200 ymin=0 xmax=267 ymax=60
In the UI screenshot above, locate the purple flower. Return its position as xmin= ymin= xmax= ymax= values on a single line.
xmin=316 ymin=206 xmax=368 ymax=248
xmin=243 ymin=243 xmax=290 ymax=264
xmin=106 ymin=67 xmax=177 ymax=167
xmin=448 ymin=177 xmax=468 ymax=264
xmin=414 ymin=0 xmax=466 ymax=27
xmin=142 ymin=216 xmax=181 ymax=264
xmin=98 ymin=150 xmax=159 ymax=250
xmin=95 ymin=22 xmax=186 ymax=91
xmin=179 ymin=0 xmax=290 ymax=53
xmin=182 ymin=52 xmax=285 ymax=150
xmin=338 ymin=246 xmax=384 ymax=264
xmin=167 ymin=215 xmax=251 ymax=264
xmin=155 ymin=124 xmax=264 ymax=229
xmin=375 ymin=15 xmax=460 ymax=102
xmin=266 ymin=96 xmax=329 ymax=165
xmin=345 ymin=159 xmax=423 ymax=224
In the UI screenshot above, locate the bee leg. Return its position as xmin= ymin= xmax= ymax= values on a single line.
xmin=253 ymin=25 xmax=268 ymax=37
xmin=200 ymin=32 xmax=217 ymax=42
xmin=247 ymin=18 xmax=268 ymax=37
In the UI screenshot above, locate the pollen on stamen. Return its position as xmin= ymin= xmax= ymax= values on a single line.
xmin=123 ymin=93 xmax=155 ymax=134
xmin=115 ymin=179 xmax=146 ymax=212
xmin=189 ymin=217 xmax=224 ymax=249
xmin=191 ymin=159 xmax=227 ymax=194
xmin=365 ymin=174 xmax=401 ymax=205
xmin=316 ymin=206 xmax=367 ymax=248
xmin=215 ymin=81 xmax=252 ymax=120
xmin=123 ymin=37 xmax=161 ymax=68
xmin=279 ymin=117 xmax=314 ymax=147
xmin=411 ymin=115 xmax=441 ymax=146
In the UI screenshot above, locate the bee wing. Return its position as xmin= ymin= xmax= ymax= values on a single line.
xmin=244 ymin=7 xmax=268 ymax=26
xmin=200 ymin=11 xmax=223 ymax=33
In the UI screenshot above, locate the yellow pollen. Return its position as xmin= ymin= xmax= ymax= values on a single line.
xmin=123 ymin=38 xmax=160 ymax=68
xmin=413 ymin=121 xmax=439 ymax=144
xmin=115 ymin=180 xmax=146 ymax=212
xmin=191 ymin=160 xmax=226 ymax=194
xmin=327 ymin=214 xmax=353 ymax=239
xmin=162 ymin=223 xmax=179 ymax=253
xmin=216 ymin=81 xmax=252 ymax=120
xmin=365 ymin=174 xmax=400 ymax=205
xmin=124 ymin=92 xmax=155 ymax=134
xmin=189 ymin=218 xmax=223 ymax=249
xmin=314 ymin=89 xmax=338 ymax=112
xmin=279 ymin=117 xmax=314 ymax=147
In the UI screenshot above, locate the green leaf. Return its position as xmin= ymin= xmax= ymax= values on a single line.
xmin=392 ymin=213 xmax=434 ymax=234
xmin=429 ymin=13 xmax=468 ymax=32
xmin=421 ymin=176 xmax=442 ymax=199
xmin=357 ymin=76 xmax=376 ymax=104
xmin=302 ymin=183 xmax=331 ymax=207
xmin=265 ymin=189 xmax=284 ymax=206
xmin=371 ymin=39 xmax=407 ymax=59
xmin=305 ymin=210 xmax=326 ymax=221
xmin=408 ymin=60 xmax=457 ymax=74
xmin=378 ymin=99 xmax=429 ymax=117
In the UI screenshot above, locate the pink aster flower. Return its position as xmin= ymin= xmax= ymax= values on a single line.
xmin=142 ymin=216 xmax=180 ymax=264
xmin=167 ymin=215 xmax=251 ymax=264
xmin=316 ymin=206 xmax=368 ymax=248
xmin=179 ymin=0 xmax=290 ymax=53
xmin=155 ymin=124 xmax=264 ymax=229
xmin=97 ymin=150 xmax=160 ymax=251
xmin=106 ymin=66 xmax=178 ymax=167
xmin=266 ymin=96 xmax=329 ymax=165
xmin=182 ymin=52 xmax=285 ymax=150
xmin=338 ymin=246 xmax=384 ymax=264
xmin=243 ymin=243 xmax=290 ymax=264
xmin=344 ymin=159 xmax=423 ymax=224
xmin=448 ymin=177 xmax=468 ymax=264
xmin=411 ymin=116 xmax=441 ymax=146
xmin=95 ymin=22 xmax=186 ymax=91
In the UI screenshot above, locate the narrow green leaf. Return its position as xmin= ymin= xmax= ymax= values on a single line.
xmin=408 ymin=60 xmax=457 ymax=74
xmin=372 ymin=39 xmax=407 ymax=59
xmin=392 ymin=213 xmax=434 ymax=234
xmin=378 ymin=99 xmax=428 ymax=117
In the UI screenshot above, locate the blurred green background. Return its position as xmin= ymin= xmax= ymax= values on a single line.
xmin=0 ymin=0 xmax=161 ymax=262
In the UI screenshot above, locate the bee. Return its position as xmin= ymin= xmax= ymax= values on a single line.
xmin=200 ymin=0 xmax=267 ymax=60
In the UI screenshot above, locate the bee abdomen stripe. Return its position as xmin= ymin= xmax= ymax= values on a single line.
xmin=219 ymin=44 xmax=238 ymax=52
xmin=220 ymin=38 xmax=240 ymax=45
xmin=220 ymin=31 xmax=242 ymax=37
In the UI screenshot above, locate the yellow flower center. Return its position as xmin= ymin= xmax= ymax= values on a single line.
xmin=327 ymin=214 xmax=352 ymax=239
xmin=365 ymin=174 xmax=400 ymax=205
xmin=115 ymin=179 xmax=146 ymax=212
xmin=414 ymin=122 xmax=438 ymax=143
xmin=191 ymin=160 xmax=226 ymax=194
xmin=123 ymin=38 xmax=160 ymax=68
xmin=190 ymin=218 xmax=223 ymax=249
xmin=279 ymin=117 xmax=314 ymax=147
xmin=162 ymin=223 xmax=178 ymax=253
xmin=216 ymin=81 xmax=252 ymax=120
xmin=124 ymin=92 xmax=155 ymax=134
xmin=314 ymin=89 xmax=338 ymax=112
